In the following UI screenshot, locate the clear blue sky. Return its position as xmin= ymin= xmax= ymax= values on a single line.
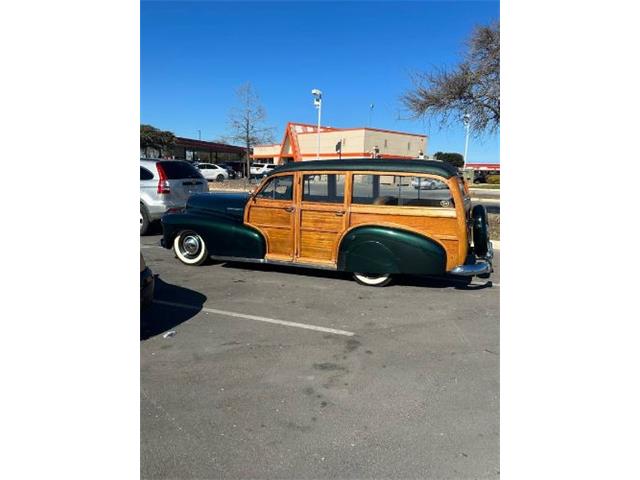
xmin=141 ymin=1 xmax=499 ymax=163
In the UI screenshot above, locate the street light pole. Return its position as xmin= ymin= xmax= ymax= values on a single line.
xmin=197 ymin=129 xmax=201 ymax=141
xmin=312 ymin=89 xmax=323 ymax=161
xmin=462 ymin=114 xmax=470 ymax=168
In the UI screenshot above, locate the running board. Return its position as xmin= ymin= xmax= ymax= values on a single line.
xmin=208 ymin=255 xmax=338 ymax=271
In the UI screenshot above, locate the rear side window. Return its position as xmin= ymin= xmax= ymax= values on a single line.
xmin=256 ymin=175 xmax=293 ymax=201
xmin=352 ymin=174 xmax=454 ymax=208
xmin=157 ymin=161 xmax=203 ymax=179
xmin=302 ymin=174 xmax=345 ymax=203
xmin=140 ymin=166 xmax=154 ymax=180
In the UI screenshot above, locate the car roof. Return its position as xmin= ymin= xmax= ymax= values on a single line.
xmin=267 ymin=158 xmax=458 ymax=178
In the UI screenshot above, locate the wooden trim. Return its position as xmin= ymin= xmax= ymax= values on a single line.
xmin=349 ymin=204 xmax=456 ymax=218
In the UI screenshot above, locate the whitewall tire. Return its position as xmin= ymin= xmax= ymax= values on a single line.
xmin=173 ymin=231 xmax=208 ymax=266
xmin=353 ymin=272 xmax=392 ymax=287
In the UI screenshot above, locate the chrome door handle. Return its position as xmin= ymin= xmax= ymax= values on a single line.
xmin=335 ymin=210 xmax=345 ymax=216
xmin=284 ymin=206 xmax=295 ymax=213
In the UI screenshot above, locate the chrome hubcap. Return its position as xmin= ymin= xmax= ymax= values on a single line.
xmin=182 ymin=235 xmax=200 ymax=256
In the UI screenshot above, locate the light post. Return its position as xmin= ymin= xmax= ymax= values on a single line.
xmin=197 ymin=129 xmax=201 ymax=141
xmin=311 ymin=89 xmax=322 ymax=160
xmin=462 ymin=113 xmax=470 ymax=168
xmin=368 ymin=103 xmax=374 ymax=127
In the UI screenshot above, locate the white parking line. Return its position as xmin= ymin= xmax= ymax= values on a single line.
xmin=153 ymin=300 xmax=355 ymax=337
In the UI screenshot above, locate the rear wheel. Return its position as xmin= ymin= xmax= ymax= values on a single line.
xmin=353 ymin=272 xmax=392 ymax=287
xmin=173 ymin=230 xmax=208 ymax=265
xmin=140 ymin=204 xmax=150 ymax=235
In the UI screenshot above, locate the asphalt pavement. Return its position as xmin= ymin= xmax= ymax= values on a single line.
xmin=141 ymin=232 xmax=499 ymax=479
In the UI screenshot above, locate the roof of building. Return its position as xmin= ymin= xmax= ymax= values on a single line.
xmin=175 ymin=137 xmax=247 ymax=153
xmin=268 ymin=159 xmax=458 ymax=178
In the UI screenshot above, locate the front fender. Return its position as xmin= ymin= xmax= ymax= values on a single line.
xmin=161 ymin=212 xmax=265 ymax=259
xmin=337 ymin=226 xmax=446 ymax=275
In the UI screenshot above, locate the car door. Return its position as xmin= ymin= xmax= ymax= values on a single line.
xmin=198 ymin=164 xmax=213 ymax=180
xmin=295 ymin=172 xmax=348 ymax=266
xmin=245 ymin=174 xmax=295 ymax=262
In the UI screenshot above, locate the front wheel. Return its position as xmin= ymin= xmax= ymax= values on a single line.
xmin=173 ymin=230 xmax=208 ymax=265
xmin=353 ymin=272 xmax=392 ymax=287
xmin=216 ymin=174 xmax=225 ymax=182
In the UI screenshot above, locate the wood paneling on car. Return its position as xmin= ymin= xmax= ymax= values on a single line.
xmin=246 ymin=201 xmax=295 ymax=261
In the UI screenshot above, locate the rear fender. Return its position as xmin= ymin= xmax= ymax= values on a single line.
xmin=337 ymin=226 xmax=447 ymax=275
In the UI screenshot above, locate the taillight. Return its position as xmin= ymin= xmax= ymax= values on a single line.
xmin=156 ymin=164 xmax=170 ymax=194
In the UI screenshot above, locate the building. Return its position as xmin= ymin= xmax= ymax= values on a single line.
xmin=141 ymin=137 xmax=247 ymax=174
xmin=465 ymin=163 xmax=500 ymax=173
xmin=252 ymin=122 xmax=427 ymax=164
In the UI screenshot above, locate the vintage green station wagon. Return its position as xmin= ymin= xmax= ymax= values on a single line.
xmin=161 ymin=159 xmax=493 ymax=286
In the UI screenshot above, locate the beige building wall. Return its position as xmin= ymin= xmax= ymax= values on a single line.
xmin=296 ymin=130 xmax=367 ymax=160
xmin=363 ymin=130 xmax=427 ymax=158
xmin=251 ymin=124 xmax=428 ymax=163
xmin=253 ymin=144 xmax=280 ymax=156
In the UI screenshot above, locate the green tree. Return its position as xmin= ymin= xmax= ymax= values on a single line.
xmin=140 ymin=124 xmax=176 ymax=158
xmin=433 ymin=152 xmax=464 ymax=168
xmin=402 ymin=22 xmax=499 ymax=135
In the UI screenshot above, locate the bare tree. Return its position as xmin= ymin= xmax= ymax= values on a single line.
xmin=226 ymin=83 xmax=275 ymax=184
xmin=402 ymin=21 xmax=499 ymax=135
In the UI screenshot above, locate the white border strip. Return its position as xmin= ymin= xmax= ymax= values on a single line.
xmin=154 ymin=300 xmax=355 ymax=336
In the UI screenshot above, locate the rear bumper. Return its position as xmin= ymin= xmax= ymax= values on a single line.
xmin=450 ymin=242 xmax=494 ymax=277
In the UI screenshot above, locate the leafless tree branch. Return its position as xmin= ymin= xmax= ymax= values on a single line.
xmin=401 ymin=21 xmax=499 ymax=135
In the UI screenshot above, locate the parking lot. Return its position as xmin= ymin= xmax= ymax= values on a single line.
xmin=141 ymin=231 xmax=500 ymax=479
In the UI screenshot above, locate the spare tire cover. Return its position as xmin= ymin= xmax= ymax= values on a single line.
xmin=472 ymin=204 xmax=489 ymax=257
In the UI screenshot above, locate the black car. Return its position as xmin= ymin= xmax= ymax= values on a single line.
xmin=218 ymin=163 xmax=238 ymax=179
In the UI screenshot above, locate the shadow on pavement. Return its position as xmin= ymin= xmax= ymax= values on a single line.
xmin=140 ymin=276 xmax=207 ymax=340
xmin=219 ymin=261 xmax=494 ymax=290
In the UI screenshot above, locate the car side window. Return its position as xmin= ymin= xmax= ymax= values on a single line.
xmin=352 ymin=174 xmax=454 ymax=208
xmin=140 ymin=166 xmax=154 ymax=180
xmin=256 ymin=175 xmax=293 ymax=201
xmin=302 ymin=174 xmax=345 ymax=203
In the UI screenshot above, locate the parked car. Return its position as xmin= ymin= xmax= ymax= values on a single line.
xmin=411 ymin=177 xmax=438 ymax=189
xmin=195 ymin=163 xmax=229 ymax=182
xmin=473 ymin=172 xmax=488 ymax=184
xmin=140 ymin=159 xmax=208 ymax=235
xmin=161 ymin=159 xmax=492 ymax=287
xmin=250 ymin=163 xmax=278 ymax=178
xmin=218 ymin=163 xmax=238 ymax=179
xmin=140 ymin=253 xmax=154 ymax=308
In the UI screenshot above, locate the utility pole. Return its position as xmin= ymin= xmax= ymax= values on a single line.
xmin=312 ymin=89 xmax=323 ymax=160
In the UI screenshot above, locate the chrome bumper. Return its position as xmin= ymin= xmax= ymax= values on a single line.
xmin=450 ymin=241 xmax=494 ymax=277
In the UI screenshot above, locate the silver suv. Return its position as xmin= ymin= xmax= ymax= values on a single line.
xmin=140 ymin=159 xmax=208 ymax=235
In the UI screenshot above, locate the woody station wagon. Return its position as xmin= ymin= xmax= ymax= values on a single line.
xmin=160 ymin=159 xmax=493 ymax=286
